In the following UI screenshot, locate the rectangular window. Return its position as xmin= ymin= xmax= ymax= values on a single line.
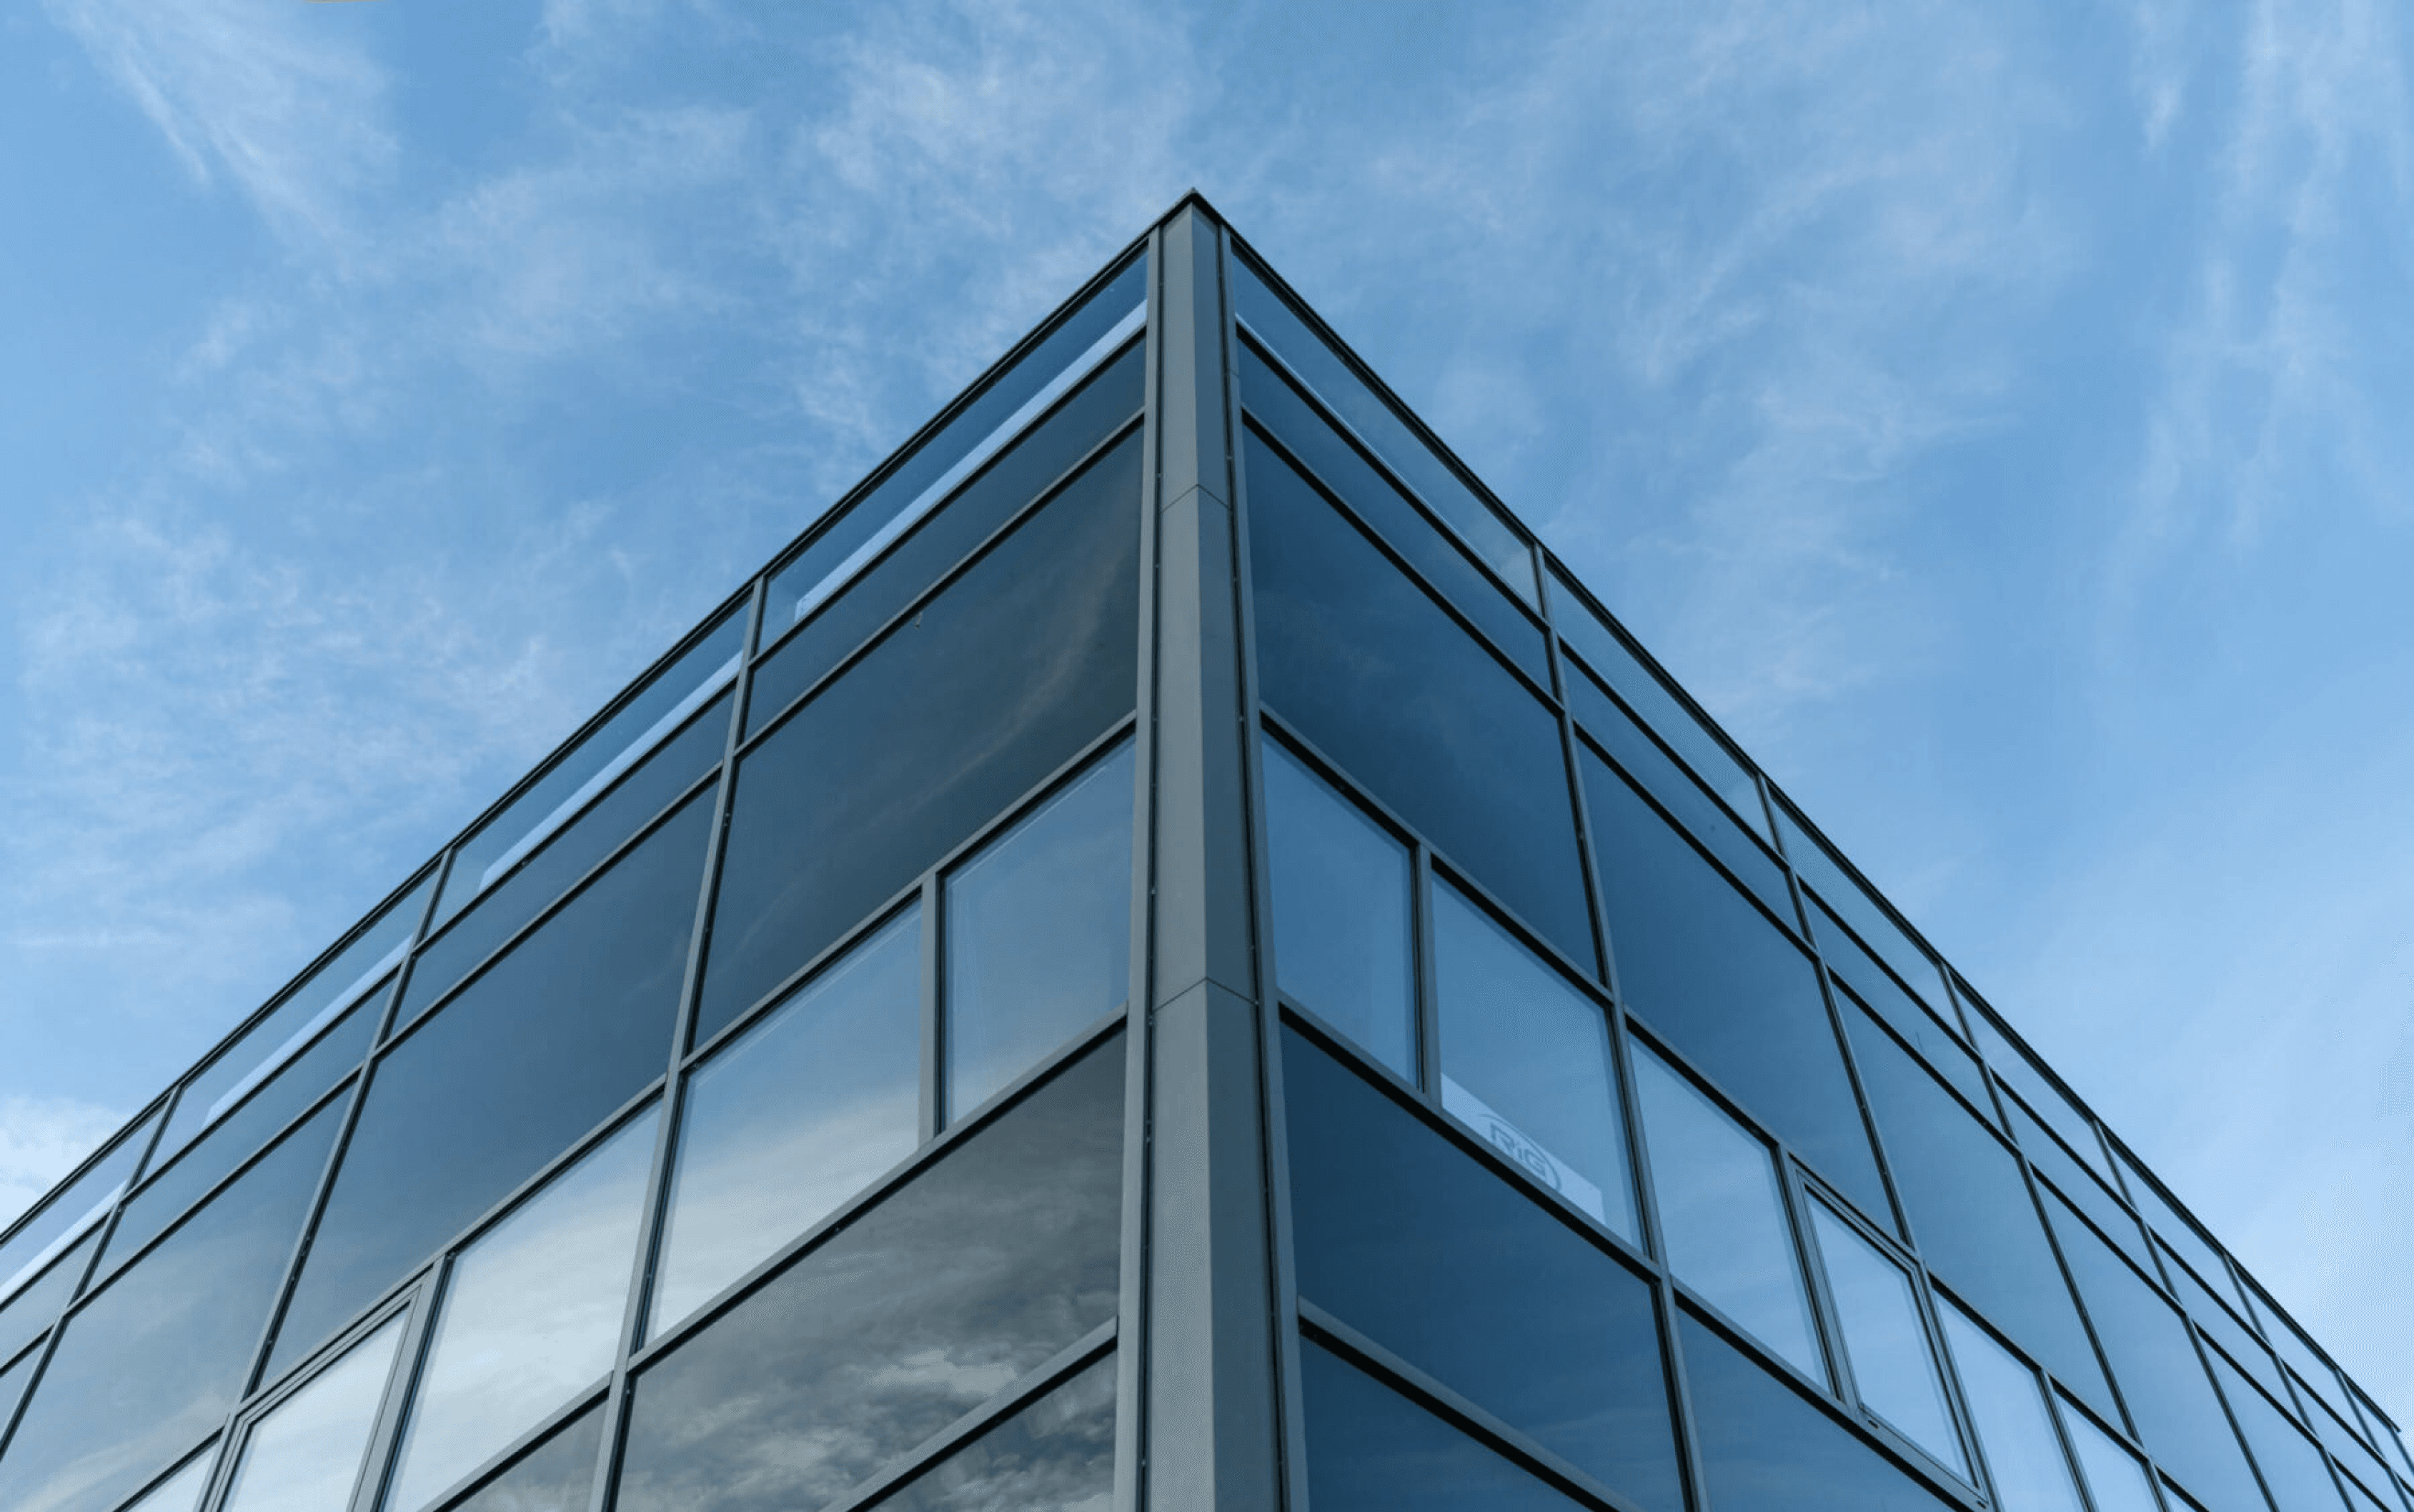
xmin=1774 ymin=806 xmax=1954 ymax=1025
xmin=1262 ymin=736 xmax=1416 ymax=1078
xmin=1298 ymin=1339 xmax=1584 ymax=1512
xmin=0 ymin=1107 xmax=160 ymax=1310
xmin=870 ymin=1354 xmax=1117 ymax=1512
xmin=222 ymin=1314 xmax=407 ymax=1512
xmin=1809 ymin=894 xmax=1987 ymax=1110
xmin=1937 ymin=1301 xmax=2085 ymax=1512
xmin=1810 ymin=1203 xmax=1967 ymax=1476
xmin=2210 ymin=1353 xmax=2352 ymax=1512
xmin=2060 ymin=1395 xmax=2166 ymax=1512
xmin=442 ymin=1401 xmax=602 ymax=1512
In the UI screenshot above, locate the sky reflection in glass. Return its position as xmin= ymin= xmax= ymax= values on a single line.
xmin=871 ymin=1357 xmax=1116 ymax=1512
xmin=2060 ymin=1396 xmax=2168 ymax=1512
xmin=1810 ymin=1204 xmax=1965 ymax=1476
xmin=122 ymin=1447 xmax=217 ymax=1512
xmin=1937 ymin=1304 xmax=2084 ymax=1512
xmin=222 ymin=1315 xmax=404 ymax=1512
xmin=1262 ymin=737 xmax=1414 ymax=1078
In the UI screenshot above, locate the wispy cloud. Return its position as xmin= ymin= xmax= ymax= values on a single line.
xmin=0 ymin=1097 xmax=126 ymax=1230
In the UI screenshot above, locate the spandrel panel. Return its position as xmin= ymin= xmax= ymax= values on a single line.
xmin=0 ymin=1097 xmax=342 ymax=1512
xmin=1631 ymin=1048 xmax=1824 ymax=1383
xmin=0 ymin=1227 xmax=96 ymax=1372
xmin=442 ymin=1402 xmax=602 ymax=1512
xmin=944 ymin=742 xmax=1133 ymax=1122
xmin=120 ymin=1446 xmax=217 ymax=1512
xmin=1810 ymin=1205 xmax=1966 ymax=1476
xmin=2005 ymin=1098 xmax=2153 ymax=1275
xmin=1297 ymin=1341 xmax=1581 ymax=1512
xmin=1849 ymin=1021 xmax=2117 ymax=1421
xmin=385 ymin=1110 xmax=657 ymax=1512
xmin=2061 ymin=1398 xmax=2167 ymax=1512
xmin=870 ymin=1356 xmax=1116 ymax=1512
xmin=1809 ymin=895 xmax=1988 ymax=1109
xmin=1937 ymin=1303 xmax=2084 ymax=1512
xmin=1679 ymin=1308 xmax=1962 ymax=1512
xmin=400 ymin=689 xmax=727 ymax=1030
xmin=752 ymin=345 xmax=1145 ymax=736
xmin=2212 ymin=1354 xmax=2349 ymax=1512
xmin=1282 ymin=1026 xmax=1684 ymax=1512
xmin=1238 ymin=349 xmax=1549 ymax=684
xmin=1774 ymin=807 xmax=1952 ymax=1021
xmin=1581 ymin=748 xmax=1889 ymax=1220
xmin=652 ymin=907 xmax=921 ymax=1338
xmin=1247 ymin=436 xmax=1596 ymax=975
xmin=0 ymin=1109 xmax=157 ymax=1313
xmin=701 ymin=429 xmax=1142 ymax=1048
xmin=615 ymin=1038 xmax=1123 ymax=1512
xmin=1232 ymin=257 xmax=1537 ymax=605
xmin=1261 ymin=737 xmax=1416 ymax=1078
xmin=2047 ymin=1190 xmax=2265 ymax=1512
xmin=273 ymin=790 xmax=710 ymax=1382
xmin=221 ymin=1314 xmax=404 ymax=1512
xmin=1431 ymin=882 xmax=1638 ymax=1240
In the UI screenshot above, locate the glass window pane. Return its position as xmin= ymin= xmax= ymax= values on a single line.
xmin=1261 ymin=738 xmax=1415 ymax=1078
xmin=223 ymin=1315 xmax=405 ymax=1512
xmin=1583 ymin=748 xmax=1889 ymax=1220
xmin=2244 ymin=1280 xmax=2358 ymax=1435
xmin=0 ymin=1097 xmax=343 ymax=1512
xmin=0 ymin=1341 xmax=37 ymax=1442
xmin=702 ymin=430 xmax=1141 ymax=1048
xmin=1283 ymin=1026 xmax=1684 ymax=1512
xmin=2159 ymin=1240 xmax=2289 ymax=1409
xmin=1631 ymin=1048 xmax=1824 ymax=1381
xmin=615 ymin=1038 xmax=1123 ymax=1512
xmin=1776 ymin=807 xmax=1952 ymax=1021
xmin=386 ymin=1112 xmax=657 ymax=1512
xmin=652 ymin=907 xmax=921 ymax=1337
xmin=0 ymin=1227 xmax=96 ymax=1372
xmin=1298 ymin=1341 xmax=1582 ymax=1512
xmin=0 ymin=1108 xmax=159 ymax=1310
xmin=2114 ymin=1150 xmax=2238 ymax=1312
xmin=1937 ymin=1304 xmax=2085 ymax=1512
xmin=2300 ymin=1386 xmax=2399 ymax=1511
xmin=1248 ymin=435 xmax=1595 ymax=974
xmin=1969 ymin=1012 xmax=2114 ymax=1183
xmin=2061 ymin=1397 xmax=2167 ymax=1512
xmin=1811 ymin=1205 xmax=1966 ymax=1476
xmin=2211 ymin=1354 xmax=2349 ymax=1512
xmin=945 ymin=742 xmax=1133 ymax=1121
xmin=121 ymin=1445 xmax=218 ymax=1512
xmin=272 ymin=792 xmax=709 ymax=1382
xmin=1679 ymin=1308 xmax=1962 ymax=1512
xmin=1849 ymin=1020 xmax=2117 ymax=1421
xmin=870 ymin=1356 xmax=1116 ymax=1512
xmin=1812 ymin=896 xmax=1988 ymax=1110
xmin=443 ymin=1403 xmax=602 ymax=1512
xmin=1433 ymin=882 xmax=1636 ymax=1239
xmin=2006 ymin=1098 xmax=2155 ymax=1276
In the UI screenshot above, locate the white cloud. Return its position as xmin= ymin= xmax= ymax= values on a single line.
xmin=0 ymin=1097 xmax=125 ymax=1231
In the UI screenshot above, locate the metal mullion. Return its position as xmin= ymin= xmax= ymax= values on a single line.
xmin=410 ymin=1383 xmax=608 ymax=1512
xmin=200 ymin=1285 xmax=423 ymax=1512
xmin=1411 ymin=845 xmax=1441 ymax=1098
xmin=1549 ymin=625 xmax=1619 ymax=994
xmin=343 ymin=1270 xmax=440 ymax=1512
xmin=1563 ymin=643 xmax=1785 ymax=872
xmin=919 ymin=873 xmax=945 ymax=1143
xmin=1571 ymin=721 xmax=1800 ymax=948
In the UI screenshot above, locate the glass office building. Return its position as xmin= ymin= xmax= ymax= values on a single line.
xmin=1 ymin=195 xmax=2406 ymax=1512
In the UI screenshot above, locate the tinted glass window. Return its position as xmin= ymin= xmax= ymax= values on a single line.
xmin=2161 ymin=1242 xmax=2287 ymax=1409
xmin=0 ymin=1098 xmax=342 ymax=1512
xmin=945 ymin=742 xmax=1133 ymax=1120
xmin=1298 ymin=1341 xmax=1580 ymax=1512
xmin=1262 ymin=738 xmax=1415 ymax=1078
xmin=652 ymin=907 xmax=921 ymax=1337
xmin=1812 ymin=897 xmax=1988 ymax=1110
xmin=1632 ymin=1048 xmax=1824 ymax=1382
xmin=0 ymin=1109 xmax=158 ymax=1311
xmin=121 ymin=1446 xmax=217 ymax=1512
xmin=2212 ymin=1355 xmax=2348 ymax=1512
xmin=222 ymin=1315 xmax=404 ymax=1512
xmin=0 ymin=1228 xmax=96 ymax=1372
xmin=2007 ymin=1099 xmax=2153 ymax=1275
xmin=1939 ymin=1303 xmax=2085 ymax=1512
xmin=753 ymin=347 xmax=1143 ymax=733
xmin=2061 ymin=1397 xmax=2167 ymax=1512
xmin=870 ymin=1356 xmax=1116 ymax=1512
xmin=1679 ymin=1308 xmax=1962 ymax=1512
xmin=1812 ymin=1204 xmax=1966 ymax=1476
xmin=2048 ymin=1192 xmax=2265 ymax=1512
xmin=1970 ymin=1015 xmax=2113 ymax=1183
xmin=2301 ymin=1388 xmax=2398 ymax=1509
xmin=702 ymin=431 xmax=1141 ymax=1046
xmin=445 ymin=1403 xmax=602 ymax=1512
xmin=274 ymin=792 xmax=709 ymax=1380
xmin=1583 ymin=748 xmax=1887 ymax=1220
xmin=615 ymin=1038 xmax=1123 ymax=1512
xmin=1776 ymin=809 xmax=1951 ymax=1018
xmin=1248 ymin=437 xmax=1595 ymax=974
xmin=2241 ymin=1281 xmax=2354 ymax=1435
xmin=1283 ymin=1026 xmax=1684 ymax=1512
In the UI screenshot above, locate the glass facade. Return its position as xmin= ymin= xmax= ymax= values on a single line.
xmin=0 ymin=197 xmax=2404 ymax=1512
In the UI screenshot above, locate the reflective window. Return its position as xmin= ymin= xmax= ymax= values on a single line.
xmin=386 ymin=1112 xmax=657 ymax=1512
xmin=2006 ymin=1098 xmax=2154 ymax=1276
xmin=1969 ymin=1012 xmax=2113 ymax=1183
xmin=1583 ymin=748 xmax=1889 ymax=1220
xmin=2300 ymin=1385 xmax=2398 ymax=1511
xmin=1938 ymin=1303 xmax=2084 ymax=1512
xmin=702 ymin=430 xmax=1141 ymax=1047
xmin=121 ymin=1444 xmax=218 ymax=1512
xmin=2211 ymin=1354 xmax=2349 ymax=1512
xmin=1261 ymin=737 xmax=1415 ymax=1078
xmin=1248 ymin=436 xmax=1595 ymax=974
xmin=2115 ymin=1150 xmax=2240 ymax=1312
xmin=0 ymin=1227 xmax=96 ymax=1371
xmin=2244 ymin=1281 xmax=2357 ymax=1436
xmin=222 ymin=1314 xmax=405 ymax=1512
xmin=1631 ymin=1048 xmax=1824 ymax=1381
xmin=615 ymin=1039 xmax=1123 ymax=1512
xmin=870 ymin=1356 xmax=1116 ymax=1512
xmin=945 ymin=742 xmax=1133 ymax=1121
xmin=2345 ymin=1386 xmax=2408 ymax=1483
xmin=273 ymin=791 xmax=709 ymax=1381
xmin=1298 ymin=1341 xmax=1581 ymax=1512
xmin=1432 ymin=882 xmax=1636 ymax=1238
xmin=2060 ymin=1397 xmax=2167 ymax=1512
xmin=1233 ymin=256 xmax=1536 ymax=605
xmin=0 ymin=1097 xmax=342 ymax=1512
xmin=652 ymin=907 xmax=921 ymax=1337
xmin=1812 ymin=896 xmax=1988 ymax=1110
xmin=1283 ymin=1025 xmax=1684 ymax=1512
xmin=0 ymin=1341 xmax=36 ymax=1441
xmin=1811 ymin=1204 xmax=1966 ymax=1476
xmin=1679 ymin=1308 xmax=1961 ymax=1512
xmin=444 ymin=1403 xmax=602 ymax=1512
xmin=2160 ymin=1241 xmax=2288 ymax=1409
xmin=1775 ymin=807 xmax=1952 ymax=1020
xmin=0 ymin=1108 xmax=158 ymax=1310
xmin=1850 ymin=1020 xmax=2116 ymax=1420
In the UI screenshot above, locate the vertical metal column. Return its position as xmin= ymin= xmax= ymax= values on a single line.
xmin=1141 ymin=201 xmax=1283 ymax=1512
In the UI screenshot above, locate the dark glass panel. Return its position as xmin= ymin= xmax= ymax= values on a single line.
xmin=1249 ymin=436 xmax=1594 ymax=972
xmin=2047 ymin=1191 xmax=2266 ymax=1512
xmin=401 ymin=690 xmax=727 ymax=1029
xmin=1679 ymin=1308 xmax=1962 ymax=1512
xmin=1811 ymin=895 xmax=1989 ymax=1110
xmin=272 ymin=791 xmax=710 ymax=1380
xmin=1283 ymin=1027 xmax=1684 ymax=1512
xmin=2162 ymin=1242 xmax=2288 ymax=1409
xmin=0 ymin=1098 xmax=342 ymax=1512
xmin=2006 ymin=1098 xmax=2154 ymax=1275
xmin=615 ymin=1038 xmax=1123 ymax=1512
xmin=443 ymin=1403 xmax=602 ymax=1512
xmin=1238 ymin=345 xmax=1549 ymax=682
xmin=1581 ymin=747 xmax=1887 ymax=1219
xmin=2213 ymin=1356 xmax=2348 ymax=1512
xmin=752 ymin=346 xmax=1143 ymax=734
xmin=1849 ymin=1022 xmax=2117 ymax=1420
xmin=1261 ymin=737 xmax=1415 ymax=1078
xmin=1776 ymin=807 xmax=1952 ymax=1020
xmin=0 ymin=1229 xmax=95 ymax=1372
xmin=102 ymin=1005 xmax=371 ymax=1280
xmin=0 ymin=1110 xmax=157 ymax=1312
xmin=870 ymin=1356 xmax=1116 ymax=1512
xmin=701 ymin=431 xmax=1141 ymax=1046
xmin=1298 ymin=1341 xmax=1580 ymax=1512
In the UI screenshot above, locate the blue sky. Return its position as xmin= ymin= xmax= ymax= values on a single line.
xmin=4 ymin=0 xmax=2412 ymax=1423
